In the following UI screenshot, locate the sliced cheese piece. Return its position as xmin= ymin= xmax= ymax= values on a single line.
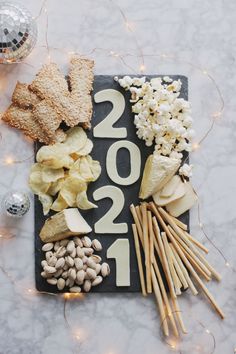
xmin=166 ymin=182 xmax=197 ymax=217
xmin=40 ymin=208 xmax=92 ymax=242
xmin=139 ymin=154 xmax=180 ymax=200
xmin=160 ymin=175 xmax=181 ymax=198
xmin=153 ymin=179 xmax=186 ymax=206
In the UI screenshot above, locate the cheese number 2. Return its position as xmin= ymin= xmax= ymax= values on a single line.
xmin=93 ymin=185 xmax=128 ymax=234
xmin=93 ymin=89 xmax=127 ymax=138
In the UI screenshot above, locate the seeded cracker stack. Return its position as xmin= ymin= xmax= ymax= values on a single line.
xmin=2 ymin=57 xmax=94 ymax=145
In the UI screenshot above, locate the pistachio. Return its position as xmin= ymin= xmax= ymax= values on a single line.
xmin=82 ymin=236 xmax=92 ymax=248
xmin=63 ymin=264 xmax=69 ymax=271
xmin=48 ymin=256 xmax=57 ymax=267
xmin=87 ymin=258 xmax=97 ymax=270
xmin=45 ymin=251 xmax=53 ymax=261
xmin=92 ymin=276 xmax=103 ymax=287
xmin=70 ymin=248 xmax=76 ymax=259
xmin=74 ymin=258 xmax=83 ymax=271
xmin=55 ymin=257 xmax=65 ymax=269
xmin=95 ymin=263 xmax=101 ymax=275
xmin=68 ymin=268 xmax=76 ymax=281
xmin=66 ymin=278 xmax=74 ymax=288
xmin=41 ymin=260 xmax=48 ymax=268
xmin=55 ymin=246 xmax=66 ymax=258
xmin=101 ymin=263 xmax=110 ymax=277
xmin=66 ymin=240 xmax=75 ymax=254
xmin=47 ymin=278 xmax=57 ymax=285
xmin=69 ymin=286 xmax=81 ymax=293
xmin=54 ymin=241 xmax=60 ymax=251
xmin=83 ymin=264 xmax=88 ymax=271
xmin=90 ymin=255 xmax=102 ymax=264
xmin=57 ymin=278 xmax=66 ymax=290
xmin=76 ymin=247 xmax=84 ymax=258
xmin=83 ymin=280 xmax=92 ymax=292
xmin=42 ymin=243 xmax=54 ymax=252
xmin=60 ymin=239 xmax=69 ymax=247
xmin=83 ymin=247 xmax=94 ymax=256
xmin=44 ymin=265 xmax=56 ymax=274
xmin=62 ymin=271 xmax=68 ymax=279
xmin=76 ymin=270 xmax=85 ymax=284
xmin=82 ymin=256 xmax=88 ymax=264
xmin=73 ymin=237 xmax=83 ymax=247
xmin=92 ymin=239 xmax=102 ymax=252
xmin=86 ymin=268 xmax=97 ymax=280
xmin=54 ymin=269 xmax=63 ymax=278
xmin=41 ymin=271 xmax=51 ymax=278
xmin=65 ymin=256 xmax=74 ymax=268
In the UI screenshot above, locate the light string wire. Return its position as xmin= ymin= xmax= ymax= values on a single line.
xmin=159 ymin=310 xmax=216 ymax=354
xmin=0 ymin=0 xmax=233 ymax=352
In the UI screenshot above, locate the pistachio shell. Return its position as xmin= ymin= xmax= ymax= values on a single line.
xmin=83 ymin=247 xmax=94 ymax=256
xmin=57 ymin=278 xmax=66 ymax=290
xmin=69 ymin=286 xmax=81 ymax=293
xmin=92 ymin=276 xmax=103 ymax=286
xmin=86 ymin=268 xmax=97 ymax=280
xmin=47 ymin=278 xmax=57 ymax=285
xmin=82 ymin=236 xmax=92 ymax=248
xmin=73 ymin=237 xmax=83 ymax=247
xmin=74 ymin=258 xmax=83 ymax=271
xmin=48 ymin=256 xmax=57 ymax=267
xmin=101 ymin=263 xmax=110 ymax=277
xmin=91 ymin=239 xmax=102 ymax=252
xmin=76 ymin=247 xmax=84 ymax=258
xmin=44 ymin=265 xmax=56 ymax=274
xmin=83 ymin=280 xmax=92 ymax=292
xmin=42 ymin=243 xmax=54 ymax=252
xmin=55 ymin=257 xmax=65 ymax=269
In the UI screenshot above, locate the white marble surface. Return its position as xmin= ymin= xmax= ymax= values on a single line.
xmin=0 ymin=0 xmax=236 ymax=353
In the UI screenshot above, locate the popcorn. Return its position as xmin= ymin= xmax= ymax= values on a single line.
xmin=179 ymin=164 xmax=194 ymax=178
xmin=116 ymin=75 xmax=195 ymax=166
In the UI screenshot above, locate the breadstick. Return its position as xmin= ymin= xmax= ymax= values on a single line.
xmin=170 ymin=244 xmax=198 ymax=295
xmin=185 ymin=231 xmax=209 ymax=254
xmin=171 ymin=296 xmax=187 ymax=334
xmin=152 ymin=217 xmax=176 ymax=299
xmin=152 ymin=247 xmax=179 ymax=337
xmin=147 ymin=211 xmax=154 ymax=264
xmin=169 ymin=214 xmax=188 ymax=231
xmin=135 ymin=205 xmax=142 ymax=225
xmin=168 ymin=244 xmax=188 ymax=289
xmin=151 ymin=266 xmax=169 ymax=336
xmin=132 ymin=224 xmax=147 ymax=297
xmin=130 ymin=204 xmax=143 ymax=243
xmin=168 ymin=226 xmax=212 ymax=280
xmin=162 ymin=232 xmax=182 ymax=295
xmin=153 ymin=207 xmax=225 ymax=319
xmin=141 ymin=203 xmax=152 ymax=293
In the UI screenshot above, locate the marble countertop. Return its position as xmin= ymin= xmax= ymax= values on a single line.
xmin=0 ymin=0 xmax=236 ymax=353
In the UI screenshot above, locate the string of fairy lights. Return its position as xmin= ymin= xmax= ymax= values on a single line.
xmin=0 ymin=0 xmax=235 ymax=352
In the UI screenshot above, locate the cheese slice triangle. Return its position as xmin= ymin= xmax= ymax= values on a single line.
xmin=139 ymin=154 xmax=180 ymax=200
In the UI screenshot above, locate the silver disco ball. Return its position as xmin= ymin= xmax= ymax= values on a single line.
xmin=2 ymin=191 xmax=30 ymax=217
xmin=0 ymin=2 xmax=37 ymax=64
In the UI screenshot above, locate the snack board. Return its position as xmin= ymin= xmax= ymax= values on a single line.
xmin=35 ymin=75 xmax=189 ymax=293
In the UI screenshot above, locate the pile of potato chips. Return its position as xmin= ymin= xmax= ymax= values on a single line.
xmin=29 ymin=127 xmax=101 ymax=215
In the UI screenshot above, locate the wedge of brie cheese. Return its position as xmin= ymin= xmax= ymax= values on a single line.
xmin=166 ymin=182 xmax=197 ymax=217
xmin=153 ymin=176 xmax=186 ymax=206
xmin=40 ymin=208 xmax=92 ymax=242
xmin=139 ymin=154 xmax=180 ymax=200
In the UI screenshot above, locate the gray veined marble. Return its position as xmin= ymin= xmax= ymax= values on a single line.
xmin=0 ymin=0 xmax=236 ymax=353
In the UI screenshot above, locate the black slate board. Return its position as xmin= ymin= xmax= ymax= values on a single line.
xmin=35 ymin=75 xmax=189 ymax=293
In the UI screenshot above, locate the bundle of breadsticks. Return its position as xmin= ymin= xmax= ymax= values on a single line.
xmin=130 ymin=202 xmax=224 ymax=337
xmin=1 ymin=56 xmax=94 ymax=145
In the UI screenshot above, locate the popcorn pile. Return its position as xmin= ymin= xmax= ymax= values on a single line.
xmin=115 ymin=76 xmax=195 ymax=161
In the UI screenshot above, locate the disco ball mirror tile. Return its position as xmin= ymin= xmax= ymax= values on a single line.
xmin=0 ymin=2 xmax=37 ymax=63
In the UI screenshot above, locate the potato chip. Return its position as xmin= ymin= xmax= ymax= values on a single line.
xmin=47 ymin=178 xmax=65 ymax=196
xmin=79 ymin=156 xmax=94 ymax=181
xmin=90 ymin=160 xmax=102 ymax=181
xmin=38 ymin=193 xmax=53 ymax=215
xmin=76 ymin=191 xmax=97 ymax=210
xmin=60 ymin=177 xmax=87 ymax=206
xmin=29 ymin=171 xmax=51 ymax=194
xmin=64 ymin=127 xmax=87 ymax=153
xmin=36 ymin=144 xmax=73 ymax=169
xmin=51 ymin=193 xmax=68 ymax=212
xmin=73 ymin=139 xmax=93 ymax=157
xmin=41 ymin=166 xmax=64 ymax=183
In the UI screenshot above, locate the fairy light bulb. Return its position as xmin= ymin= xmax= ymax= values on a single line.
xmin=4 ymin=156 xmax=14 ymax=165
xmin=192 ymin=142 xmax=200 ymax=151
xmin=139 ymin=64 xmax=146 ymax=72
